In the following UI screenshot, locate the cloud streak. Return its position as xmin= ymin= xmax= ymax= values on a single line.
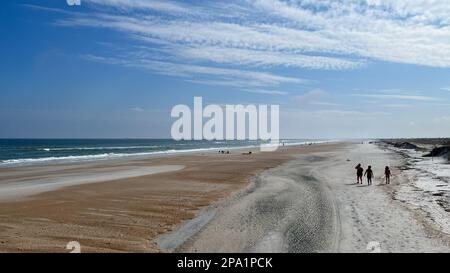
xmin=70 ymin=0 xmax=450 ymax=66
xmin=82 ymin=54 xmax=306 ymax=88
xmin=353 ymin=94 xmax=440 ymax=102
xmin=38 ymin=1 xmax=450 ymax=91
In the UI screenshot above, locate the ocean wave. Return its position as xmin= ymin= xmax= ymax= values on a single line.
xmin=38 ymin=145 xmax=161 ymax=151
xmin=1 ymin=153 xmax=118 ymax=165
xmin=0 ymin=147 xmax=242 ymax=166
xmin=1 ymin=140 xmax=332 ymax=167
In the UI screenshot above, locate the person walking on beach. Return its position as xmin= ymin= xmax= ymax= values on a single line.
xmin=384 ymin=166 xmax=391 ymax=184
xmin=355 ymin=163 xmax=364 ymax=184
xmin=364 ymin=166 xmax=374 ymax=185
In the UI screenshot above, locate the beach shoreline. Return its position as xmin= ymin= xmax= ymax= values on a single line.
xmin=163 ymin=142 xmax=450 ymax=253
xmin=0 ymin=143 xmax=311 ymax=252
xmin=0 ymin=139 xmax=330 ymax=168
xmin=378 ymin=141 xmax=450 ymax=238
xmin=1 ymin=142 xmax=449 ymax=253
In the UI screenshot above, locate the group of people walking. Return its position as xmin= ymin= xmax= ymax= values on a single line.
xmin=355 ymin=164 xmax=391 ymax=185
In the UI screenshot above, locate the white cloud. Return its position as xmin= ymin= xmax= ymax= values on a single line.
xmin=291 ymin=89 xmax=327 ymax=105
xmin=82 ymin=54 xmax=306 ymax=88
xmin=253 ymin=0 xmax=450 ymax=67
xmin=17 ymin=1 xmax=450 ymax=139
xmin=280 ymin=108 xmax=394 ymax=138
xmin=433 ymin=116 xmax=450 ymax=124
xmin=35 ymin=0 xmax=450 ymax=93
xmin=353 ymin=94 xmax=440 ymax=102
xmin=311 ymin=101 xmax=341 ymax=106
xmin=130 ymin=107 xmax=145 ymax=112
xmin=379 ymin=89 xmax=408 ymax=94
xmin=85 ymin=0 xmax=194 ymax=14
xmin=241 ymin=89 xmax=289 ymax=95
xmin=54 ymin=0 xmax=450 ymax=71
xmin=382 ymin=104 xmax=412 ymax=108
xmin=167 ymin=46 xmax=362 ymax=70
xmin=59 ymin=13 xmax=361 ymax=70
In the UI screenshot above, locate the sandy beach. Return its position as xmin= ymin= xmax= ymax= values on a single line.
xmin=169 ymin=142 xmax=450 ymax=253
xmin=0 ymin=145 xmax=296 ymax=252
xmin=0 ymin=142 xmax=449 ymax=253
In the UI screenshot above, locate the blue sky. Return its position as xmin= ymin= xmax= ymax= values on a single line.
xmin=1 ymin=0 xmax=450 ymax=139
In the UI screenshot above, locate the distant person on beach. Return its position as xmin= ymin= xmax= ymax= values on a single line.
xmin=355 ymin=163 xmax=364 ymax=184
xmin=384 ymin=166 xmax=391 ymax=184
xmin=364 ymin=166 xmax=374 ymax=185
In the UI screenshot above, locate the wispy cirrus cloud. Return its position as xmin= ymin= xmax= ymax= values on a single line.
xmin=57 ymin=12 xmax=363 ymax=70
xmin=352 ymin=94 xmax=440 ymax=102
xmin=239 ymin=89 xmax=289 ymax=96
xmin=64 ymin=1 xmax=450 ymax=65
xmin=130 ymin=107 xmax=145 ymax=112
xmin=85 ymin=0 xmax=195 ymax=14
xmin=82 ymin=54 xmax=306 ymax=89
xmin=381 ymin=104 xmax=413 ymax=108
xmin=37 ymin=0 xmax=450 ymax=92
xmin=291 ymin=89 xmax=328 ymax=106
xmin=252 ymin=0 xmax=450 ymax=67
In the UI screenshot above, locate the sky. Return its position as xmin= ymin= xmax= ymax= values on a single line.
xmin=1 ymin=0 xmax=450 ymax=139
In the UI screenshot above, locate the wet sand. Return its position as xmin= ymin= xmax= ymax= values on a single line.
xmin=170 ymin=143 xmax=450 ymax=253
xmin=1 ymin=142 xmax=449 ymax=253
xmin=0 ymin=144 xmax=331 ymax=252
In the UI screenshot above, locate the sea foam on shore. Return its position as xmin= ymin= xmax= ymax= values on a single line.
xmin=383 ymin=143 xmax=450 ymax=234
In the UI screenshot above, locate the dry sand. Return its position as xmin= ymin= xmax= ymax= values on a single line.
xmin=0 ymin=144 xmax=312 ymax=252
xmin=165 ymin=143 xmax=450 ymax=253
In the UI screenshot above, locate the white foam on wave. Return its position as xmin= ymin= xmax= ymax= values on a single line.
xmin=1 ymin=153 xmax=118 ymax=165
xmin=1 ymin=146 xmax=244 ymax=167
xmin=1 ymin=140 xmax=333 ymax=167
xmin=39 ymin=145 xmax=161 ymax=151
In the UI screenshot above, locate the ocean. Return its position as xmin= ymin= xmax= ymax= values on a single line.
xmin=0 ymin=139 xmax=326 ymax=167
